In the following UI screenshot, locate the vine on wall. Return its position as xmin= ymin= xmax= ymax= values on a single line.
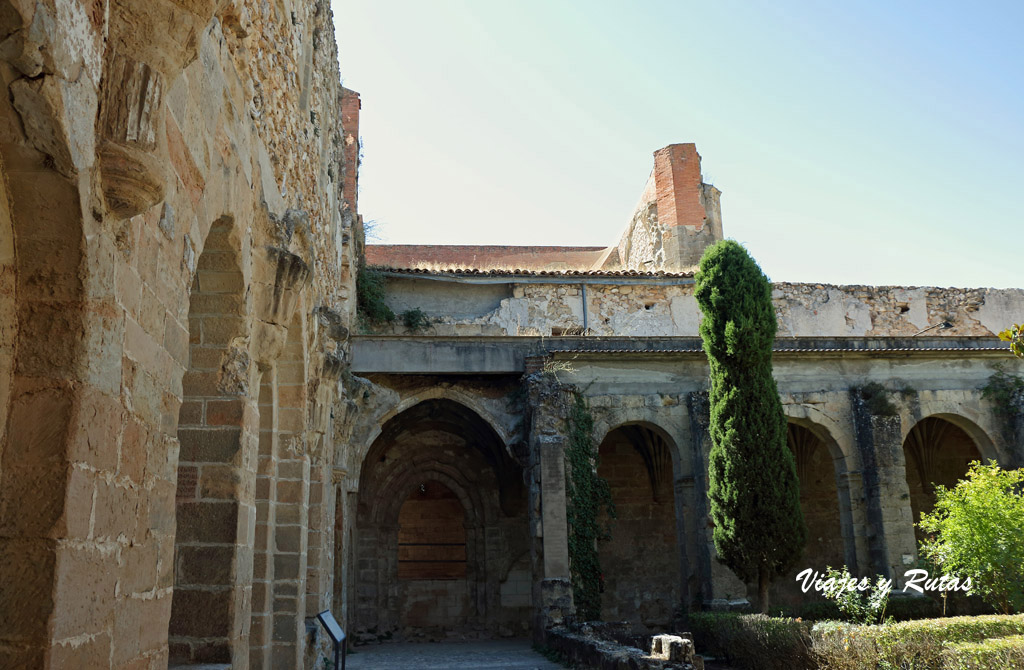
xmin=982 ymin=366 xmax=1024 ymax=443
xmin=564 ymin=391 xmax=615 ymax=621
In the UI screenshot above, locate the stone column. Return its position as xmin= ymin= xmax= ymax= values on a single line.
xmin=525 ymin=370 xmax=574 ymax=637
xmin=850 ymin=392 xmax=917 ymax=586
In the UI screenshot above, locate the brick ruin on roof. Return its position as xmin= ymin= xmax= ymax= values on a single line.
xmin=0 ymin=3 xmax=1022 ymax=669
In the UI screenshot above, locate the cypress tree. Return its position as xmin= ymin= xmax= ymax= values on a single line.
xmin=693 ymin=240 xmax=805 ymax=612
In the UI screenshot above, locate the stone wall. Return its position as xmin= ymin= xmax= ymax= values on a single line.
xmin=0 ymin=0 xmax=357 ymax=667
xmin=377 ymin=275 xmax=1022 ymax=340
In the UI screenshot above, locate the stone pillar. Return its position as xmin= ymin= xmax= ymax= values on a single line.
xmin=850 ymin=392 xmax=917 ymax=585
xmin=838 ymin=469 xmax=872 ymax=577
xmin=271 ymin=449 xmax=310 ymax=667
xmin=331 ymin=468 xmax=349 ymax=626
xmin=686 ymin=391 xmax=715 ymax=604
xmin=525 ymin=371 xmax=574 ymax=637
xmin=250 ymin=370 xmax=279 ymax=670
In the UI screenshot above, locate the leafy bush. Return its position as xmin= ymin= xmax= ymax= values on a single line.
xmin=918 ymin=461 xmax=1024 ymax=614
xmin=812 ymin=614 xmax=1024 ymax=670
xmin=400 ymin=308 xmax=432 ymax=332
xmin=818 ymin=566 xmax=892 ymax=624
xmin=884 ymin=595 xmax=943 ymax=621
xmin=941 ymin=634 xmax=1024 ymax=669
xmin=998 ymin=323 xmax=1024 ymax=358
xmin=688 ymin=612 xmax=813 ymax=670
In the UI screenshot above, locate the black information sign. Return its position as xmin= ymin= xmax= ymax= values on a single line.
xmin=316 ymin=610 xmax=346 ymax=670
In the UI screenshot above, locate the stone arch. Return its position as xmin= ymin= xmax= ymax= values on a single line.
xmin=902 ymin=414 xmax=985 ymax=543
xmin=352 ymin=398 xmax=529 ymax=638
xmin=0 ymin=93 xmax=92 ymax=663
xmin=357 ymin=387 xmax=517 ymax=474
xmin=169 ymin=215 xmax=255 ymax=666
xmin=783 ymin=407 xmax=863 ymax=567
xmin=909 ymin=412 xmax=999 ymax=465
xmin=596 ymin=420 xmax=683 ymax=629
xmin=772 ymin=420 xmax=852 ymax=606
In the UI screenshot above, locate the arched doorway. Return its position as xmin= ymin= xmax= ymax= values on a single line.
xmin=596 ymin=423 xmax=682 ymax=629
xmin=903 ymin=416 xmax=983 ymax=543
xmin=774 ymin=422 xmax=848 ymax=607
xmin=169 ymin=216 xmax=253 ymax=665
xmin=353 ymin=399 xmax=529 ymax=638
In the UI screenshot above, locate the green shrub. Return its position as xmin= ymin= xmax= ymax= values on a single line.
xmin=792 ymin=600 xmax=843 ymax=621
xmin=812 ymin=614 xmax=1024 ymax=670
xmin=856 ymin=382 xmax=899 ymax=416
xmin=400 ymin=308 xmax=432 ymax=332
xmin=356 ymin=262 xmax=395 ymax=326
xmin=885 ymin=595 xmax=943 ymax=621
xmin=818 ymin=566 xmax=892 ymax=624
xmin=688 ymin=612 xmax=813 ymax=670
xmin=919 ymin=461 xmax=1024 ymax=614
xmin=941 ymin=634 xmax=1024 ymax=669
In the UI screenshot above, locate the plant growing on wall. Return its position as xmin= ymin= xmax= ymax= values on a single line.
xmin=356 ymin=260 xmax=395 ymax=326
xmin=694 ymin=240 xmax=806 ymax=613
xmin=999 ymin=323 xmax=1024 ymax=358
xmin=564 ymin=392 xmax=615 ymax=621
xmin=918 ymin=461 xmax=1024 ymax=614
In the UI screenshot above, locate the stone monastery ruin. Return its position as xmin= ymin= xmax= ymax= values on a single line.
xmin=0 ymin=1 xmax=1021 ymax=668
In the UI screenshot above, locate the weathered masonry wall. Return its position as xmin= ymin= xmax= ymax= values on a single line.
xmin=345 ymin=341 xmax=1024 ymax=625
xmin=0 ymin=0 xmax=358 ymax=667
xmin=374 ymin=274 xmax=1022 ymax=340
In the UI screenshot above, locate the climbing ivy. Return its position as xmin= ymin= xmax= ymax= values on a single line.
xmin=982 ymin=365 xmax=1024 ymax=421
xmin=854 ymin=382 xmax=899 ymax=417
xmin=564 ymin=392 xmax=615 ymax=622
xmin=356 ymin=260 xmax=395 ymax=326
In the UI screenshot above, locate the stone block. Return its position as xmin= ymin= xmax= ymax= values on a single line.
xmin=68 ymin=386 xmax=124 ymax=471
xmin=174 ymin=500 xmax=239 ymax=543
xmin=93 ymin=478 xmax=140 ymax=541
xmin=120 ymin=541 xmax=160 ymax=595
xmin=49 ymin=631 xmax=112 ymax=668
xmin=0 ymin=538 xmax=56 ymax=639
xmin=274 ymin=553 xmax=302 ymax=580
xmin=51 ymin=544 xmax=117 ymax=639
xmin=206 ymin=398 xmax=244 ymax=426
xmin=178 ymin=427 xmax=242 ymax=463
xmin=275 ymin=525 xmax=303 ymax=554
xmin=169 ymin=587 xmax=232 ymax=638
xmin=276 ymin=479 xmax=305 ymax=504
xmin=200 ymin=464 xmax=242 ymax=499
xmin=179 ymin=545 xmax=234 ymax=586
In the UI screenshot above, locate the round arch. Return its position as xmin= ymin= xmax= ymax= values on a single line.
xmin=774 ymin=411 xmax=864 ymax=602
xmin=596 ymin=420 xmax=685 ymax=627
xmin=356 ymin=388 xmax=517 ymax=480
xmin=902 ymin=414 xmax=987 ymax=544
xmin=907 ymin=412 xmax=999 ymax=465
xmin=349 ymin=396 xmax=530 ymax=638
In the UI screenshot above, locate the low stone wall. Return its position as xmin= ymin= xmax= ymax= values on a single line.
xmin=541 ymin=624 xmax=704 ymax=670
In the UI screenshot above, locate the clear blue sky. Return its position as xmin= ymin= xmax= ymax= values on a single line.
xmin=331 ymin=1 xmax=1022 ymax=288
